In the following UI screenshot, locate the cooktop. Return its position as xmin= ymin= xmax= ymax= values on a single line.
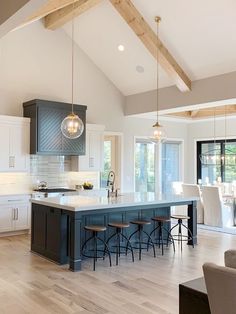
xmin=34 ymin=188 xmax=77 ymax=193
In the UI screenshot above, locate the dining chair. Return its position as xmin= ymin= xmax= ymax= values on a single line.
xmin=203 ymin=262 xmax=236 ymax=314
xmin=171 ymin=181 xmax=186 ymax=216
xmin=182 ymin=183 xmax=204 ymax=224
xmin=201 ymin=186 xmax=234 ymax=227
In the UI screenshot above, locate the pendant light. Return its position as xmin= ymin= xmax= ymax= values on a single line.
xmin=150 ymin=16 xmax=166 ymax=143
xmin=61 ymin=0 xmax=84 ymax=139
xmin=199 ymin=106 xmax=236 ymax=166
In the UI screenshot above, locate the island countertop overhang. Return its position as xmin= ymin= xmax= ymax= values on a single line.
xmin=31 ymin=192 xmax=198 ymax=212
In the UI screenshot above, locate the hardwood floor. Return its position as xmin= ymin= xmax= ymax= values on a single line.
xmin=0 ymin=229 xmax=235 ymax=314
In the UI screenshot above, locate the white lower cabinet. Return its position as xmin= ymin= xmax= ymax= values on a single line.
xmin=0 ymin=195 xmax=30 ymax=233
xmin=14 ymin=204 xmax=30 ymax=230
xmin=0 ymin=206 xmax=14 ymax=232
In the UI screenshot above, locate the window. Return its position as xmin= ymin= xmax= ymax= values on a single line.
xmin=135 ymin=140 xmax=155 ymax=192
xmin=135 ymin=139 xmax=182 ymax=194
xmin=100 ymin=135 xmax=120 ymax=188
xmin=162 ymin=142 xmax=182 ymax=195
xmin=197 ymin=139 xmax=236 ymax=184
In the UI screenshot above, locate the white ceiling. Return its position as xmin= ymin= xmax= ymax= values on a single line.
xmin=63 ymin=0 xmax=236 ymax=96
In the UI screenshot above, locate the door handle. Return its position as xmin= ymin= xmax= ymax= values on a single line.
xmin=12 ymin=208 xmax=15 ymax=220
xmin=16 ymin=208 xmax=18 ymax=220
xmin=89 ymin=157 xmax=94 ymax=168
xmin=9 ymin=156 xmax=15 ymax=168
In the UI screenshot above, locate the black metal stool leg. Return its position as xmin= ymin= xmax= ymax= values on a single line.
xmin=139 ymin=226 xmax=142 ymax=260
xmin=181 ymin=223 xmax=194 ymax=248
xmin=162 ymin=225 xmax=175 ymax=252
xmin=120 ymin=233 xmax=134 ymax=262
xmin=94 ymin=232 xmax=97 ymax=271
xmin=97 ymin=236 xmax=112 ymax=267
xmin=126 ymin=228 xmax=139 ymax=254
xmin=143 ymin=230 xmax=156 ymax=258
xmin=160 ymin=224 xmax=164 ymax=255
xmin=148 ymin=223 xmax=161 ymax=249
xmin=116 ymin=232 xmax=119 ymax=265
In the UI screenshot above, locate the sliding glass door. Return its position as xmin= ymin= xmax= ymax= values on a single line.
xmin=135 ymin=140 xmax=155 ymax=192
xmin=135 ymin=139 xmax=182 ymax=194
xmin=162 ymin=142 xmax=182 ymax=195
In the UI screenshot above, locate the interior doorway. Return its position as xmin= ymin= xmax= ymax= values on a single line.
xmin=100 ymin=133 xmax=122 ymax=191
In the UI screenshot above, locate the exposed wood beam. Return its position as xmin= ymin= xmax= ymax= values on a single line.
xmin=109 ymin=0 xmax=191 ymax=92
xmin=23 ymin=0 xmax=79 ymax=27
xmin=44 ymin=0 xmax=102 ymax=30
xmin=167 ymin=111 xmax=192 ymax=118
xmin=190 ymin=110 xmax=199 ymax=117
xmin=0 ymin=0 xmax=47 ymax=37
xmin=167 ymin=105 xmax=236 ymax=120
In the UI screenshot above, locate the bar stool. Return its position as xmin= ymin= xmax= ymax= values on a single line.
xmin=170 ymin=215 xmax=194 ymax=251
xmin=106 ymin=222 xmax=134 ymax=265
xmin=128 ymin=220 xmax=156 ymax=260
xmin=149 ymin=216 xmax=175 ymax=255
xmin=81 ymin=225 xmax=112 ymax=271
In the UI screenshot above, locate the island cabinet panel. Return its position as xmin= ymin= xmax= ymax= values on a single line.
xmin=31 ymin=198 xmax=197 ymax=272
xmin=23 ymin=99 xmax=87 ymax=156
xmin=31 ymin=204 xmax=68 ymax=264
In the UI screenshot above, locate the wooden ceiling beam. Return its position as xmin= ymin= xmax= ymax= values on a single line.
xmin=109 ymin=0 xmax=191 ymax=92
xmin=190 ymin=110 xmax=199 ymax=117
xmin=167 ymin=105 xmax=236 ymax=119
xmin=24 ymin=0 xmax=78 ymax=26
xmin=44 ymin=0 xmax=102 ymax=30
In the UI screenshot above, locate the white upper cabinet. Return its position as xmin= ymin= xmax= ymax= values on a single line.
xmin=0 ymin=116 xmax=30 ymax=172
xmin=71 ymin=124 xmax=105 ymax=172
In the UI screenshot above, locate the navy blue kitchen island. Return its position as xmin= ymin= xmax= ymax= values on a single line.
xmin=31 ymin=193 xmax=197 ymax=271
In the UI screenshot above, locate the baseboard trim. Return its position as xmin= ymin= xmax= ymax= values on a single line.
xmin=0 ymin=230 xmax=30 ymax=237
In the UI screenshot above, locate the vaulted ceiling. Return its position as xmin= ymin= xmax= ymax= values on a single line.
xmin=2 ymin=0 xmax=236 ymax=98
xmin=61 ymin=0 xmax=236 ymax=96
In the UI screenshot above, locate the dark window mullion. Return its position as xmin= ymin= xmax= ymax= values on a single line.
xmin=221 ymin=142 xmax=225 ymax=182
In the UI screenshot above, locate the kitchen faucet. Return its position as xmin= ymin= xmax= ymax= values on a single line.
xmin=107 ymin=171 xmax=119 ymax=197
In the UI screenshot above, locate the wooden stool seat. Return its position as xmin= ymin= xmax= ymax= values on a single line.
xmin=152 ymin=216 xmax=170 ymax=222
xmin=82 ymin=225 xmax=111 ymax=271
xmin=171 ymin=215 xmax=190 ymax=220
xmin=130 ymin=220 xmax=151 ymax=226
xmin=108 ymin=222 xmax=130 ymax=229
xmin=84 ymin=225 xmax=107 ymax=232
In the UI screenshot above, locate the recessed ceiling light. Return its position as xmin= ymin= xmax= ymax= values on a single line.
xmin=118 ymin=44 xmax=125 ymax=52
xmin=136 ymin=65 xmax=144 ymax=73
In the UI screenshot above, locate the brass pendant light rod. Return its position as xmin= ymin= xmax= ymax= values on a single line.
xmin=61 ymin=0 xmax=84 ymax=139
xmin=153 ymin=16 xmax=161 ymax=127
xmin=71 ymin=0 xmax=75 ymax=114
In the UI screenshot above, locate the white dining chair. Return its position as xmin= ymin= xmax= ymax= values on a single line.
xmin=171 ymin=181 xmax=186 ymax=216
xmin=201 ymin=186 xmax=234 ymax=227
xmin=182 ymin=184 xmax=204 ymax=224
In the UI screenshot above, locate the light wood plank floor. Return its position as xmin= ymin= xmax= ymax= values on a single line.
xmin=0 ymin=229 xmax=235 ymax=314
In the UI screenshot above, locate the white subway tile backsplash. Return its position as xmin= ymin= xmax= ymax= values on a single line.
xmin=0 ymin=156 xmax=100 ymax=193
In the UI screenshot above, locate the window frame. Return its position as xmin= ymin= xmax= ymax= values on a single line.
xmin=197 ymin=139 xmax=236 ymax=183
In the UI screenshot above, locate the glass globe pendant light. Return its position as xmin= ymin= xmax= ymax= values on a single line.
xmin=150 ymin=16 xmax=166 ymax=143
xmin=61 ymin=0 xmax=84 ymax=139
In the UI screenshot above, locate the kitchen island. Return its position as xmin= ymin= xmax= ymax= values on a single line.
xmin=31 ymin=193 xmax=197 ymax=271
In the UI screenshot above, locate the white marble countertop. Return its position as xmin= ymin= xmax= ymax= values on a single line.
xmin=0 ymin=191 xmax=32 ymax=196
xmin=31 ymin=192 xmax=198 ymax=212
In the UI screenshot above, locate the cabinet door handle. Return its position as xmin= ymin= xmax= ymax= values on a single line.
xmin=16 ymin=208 xmax=18 ymax=220
xmin=89 ymin=157 xmax=94 ymax=168
xmin=9 ymin=156 xmax=13 ymax=168
xmin=12 ymin=208 xmax=15 ymax=220
xmin=9 ymin=156 xmax=15 ymax=168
